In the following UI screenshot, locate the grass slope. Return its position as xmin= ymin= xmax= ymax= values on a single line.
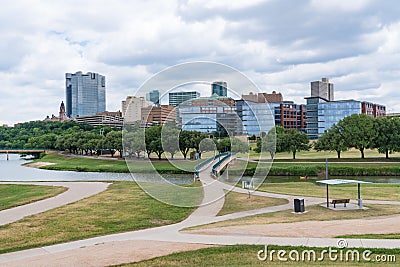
xmin=217 ymin=191 xmax=288 ymax=216
xmin=0 ymin=184 xmax=67 ymax=211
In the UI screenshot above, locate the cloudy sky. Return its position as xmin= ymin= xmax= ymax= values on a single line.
xmin=1 ymin=0 xmax=400 ymax=125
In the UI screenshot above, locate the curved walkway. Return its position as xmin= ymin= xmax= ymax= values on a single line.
xmin=0 ymin=163 xmax=399 ymax=266
xmin=0 ymin=182 xmax=110 ymax=226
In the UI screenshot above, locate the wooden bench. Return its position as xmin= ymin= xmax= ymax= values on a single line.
xmin=331 ymin=199 xmax=350 ymax=208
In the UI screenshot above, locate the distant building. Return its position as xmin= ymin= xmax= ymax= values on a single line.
xmin=141 ymin=105 xmax=176 ymax=127
xmin=179 ymin=94 xmax=241 ymax=136
xmin=146 ymin=90 xmax=160 ymax=105
xmin=75 ymin=111 xmax=123 ymax=128
xmin=311 ymin=77 xmax=334 ymax=101
xmin=236 ymin=100 xmax=274 ymax=136
xmin=169 ymin=91 xmax=200 ymax=106
xmin=242 ymin=91 xmax=283 ymax=103
xmin=305 ymin=78 xmax=386 ymax=139
xmin=238 ymin=92 xmax=305 ymax=135
xmin=45 ymin=101 xmax=71 ymax=122
xmin=66 ymin=71 xmax=106 ymax=118
xmin=212 ymin=81 xmax=228 ymax=97
xmin=122 ymin=96 xmax=153 ymax=123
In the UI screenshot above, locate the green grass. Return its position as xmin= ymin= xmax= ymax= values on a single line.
xmin=0 ymin=184 xmax=67 ymax=211
xmin=217 ymin=190 xmax=288 ymax=216
xmin=28 ymin=153 xmax=201 ymax=173
xmin=0 ymin=181 xmax=195 ymax=254
xmin=187 ymin=204 xmax=400 ymax=230
xmin=338 ymin=233 xmax=400 ymax=239
xmin=123 ymin=245 xmax=399 ymax=266
xmin=257 ymin=182 xmax=400 ymax=201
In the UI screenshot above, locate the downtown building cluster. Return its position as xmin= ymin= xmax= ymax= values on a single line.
xmin=49 ymin=72 xmax=387 ymax=139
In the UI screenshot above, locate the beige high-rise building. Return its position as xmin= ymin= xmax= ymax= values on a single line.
xmin=122 ymin=96 xmax=153 ymax=123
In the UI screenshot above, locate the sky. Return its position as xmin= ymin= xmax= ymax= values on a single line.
xmin=1 ymin=0 xmax=400 ymax=125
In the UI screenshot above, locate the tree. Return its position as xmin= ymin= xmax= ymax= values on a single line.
xmin=254 ymin=126 xmax=285 ymax=159
xmin=145 ymin=125 xmax=163 ymax=159
xmin=161 ymin=123 xmax=180 ymax=159
xmin=216 ymin=137 xmax=231 ymax=153
xmin=179 ymin=130 xmax=194 ymax=159
xmin=283 ymin=129 xmax=309 ymax=159
xmin=314 ymin=124 xmax=347 ymax=159
xmin=338 ymin=114 xmax=376 ymax=159
xmin=373 ymin=116 xmax=400 ymax=159
xmin=104 ymin=131 xmax=123 ymax=157
xmin=231 ymin=137 xmax=249 ymax=154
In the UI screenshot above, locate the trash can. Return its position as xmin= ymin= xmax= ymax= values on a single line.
xmin=294 ymin=198 xmax=305 ymax=213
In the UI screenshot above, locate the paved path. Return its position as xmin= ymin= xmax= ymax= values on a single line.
xmin=0 ymin=163 xmax=399 ymax=266
xmin=0 ymin=182 xmax=110 ymax=226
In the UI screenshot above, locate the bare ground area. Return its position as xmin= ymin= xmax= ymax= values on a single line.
xmin=25 ymin=162 xmax=55 ymax=168
xmin=185 ymin=214 xmax=400 ymax=238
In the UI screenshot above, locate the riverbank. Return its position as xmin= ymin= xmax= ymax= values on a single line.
xmin=27 ymin=153 xmax=400 ymax=177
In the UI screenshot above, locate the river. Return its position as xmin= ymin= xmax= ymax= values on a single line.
xmin=1 ymin=153 xmax=399 ymax=184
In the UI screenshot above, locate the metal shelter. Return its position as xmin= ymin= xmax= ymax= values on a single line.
xmin=316 ymin=179 xmax=372 ymax=209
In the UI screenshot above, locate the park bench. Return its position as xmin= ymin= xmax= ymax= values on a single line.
xmin=331 ymin=199 xmax=350 ymax=208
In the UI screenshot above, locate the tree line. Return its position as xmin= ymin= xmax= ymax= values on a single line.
xmin=0 ymin=120 xmax=249 ymax=159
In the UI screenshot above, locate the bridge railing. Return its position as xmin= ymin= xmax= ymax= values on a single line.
xmin=194 ymin=152 xmax=228 ymax=178
xmin=211 ymin=152 xmax=236 ymax=177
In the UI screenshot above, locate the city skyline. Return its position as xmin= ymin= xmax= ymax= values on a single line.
xmin=1 ymin=0 xmax=400 ymax=125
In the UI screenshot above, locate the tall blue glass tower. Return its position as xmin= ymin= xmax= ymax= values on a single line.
xmin=65 ymin=71 xmax=106 ymax=118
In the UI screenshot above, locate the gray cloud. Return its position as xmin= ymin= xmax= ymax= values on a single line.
xmin=0 ymin=0 xmax=400 ymax=125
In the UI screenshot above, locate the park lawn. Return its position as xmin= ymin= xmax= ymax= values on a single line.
xmin=124 ymin=245 xmax=399 ymax=266
xmin=0 ymin=181 xmax=195 ymax=254
xmin=186 ymin=204 xmax=400 ymax=230
xmin=0 ymin=184 xmax=67 ymax=211
xmin=338 ymin=233 xmax=400 ymax=239
xmin=28 ymin=153 xmax=201 ymax=173
xmin=257 ymin=182 xmax=400 ymax=201
xmin=217 ymin=190 xmax=288 ymax=216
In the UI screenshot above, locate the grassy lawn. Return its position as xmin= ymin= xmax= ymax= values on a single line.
xmin=217 ymin=190 xmax=288 ymax=216
xmin=338 ymin=233 xmax=400 ymax=239
xmin=251 ymin=148 xmax=400 ymax=160
xmin=28 ymin=153 xmax=202 ymax=173
xmin=0 ymin=184 xmax=67 ymax=211
xmin=124 ymin=245 xmax=399 ymax=266
xmin=258 ymin=182 xmax=400 ymax=201
xmin=0 ymin=181 xmax=195 ymax=254
xmin=188 ymin=204 xmax=400 ymax=230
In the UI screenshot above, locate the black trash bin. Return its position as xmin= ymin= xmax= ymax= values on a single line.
xmin=294 ymin=198 xmax=305 ymax=213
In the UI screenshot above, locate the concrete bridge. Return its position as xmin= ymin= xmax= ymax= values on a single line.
xmin=0 ymin=149 xmax=46 ymax=160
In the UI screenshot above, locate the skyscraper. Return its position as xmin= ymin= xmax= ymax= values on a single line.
xmin=168 ymin=91 xmax=200 ymax=106
xmin=65 ymin=71 xmax=106 ymax=118
xmin=146 ymin=90 xmax=160 ymax=105
xmin=211 ymin=81 xmax=228 ymax=97
xmin=311 ymin=77 xmax=334 ymax=101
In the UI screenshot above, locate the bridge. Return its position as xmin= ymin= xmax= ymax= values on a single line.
xmin=0 ymin=149 xmax=46 ymax=160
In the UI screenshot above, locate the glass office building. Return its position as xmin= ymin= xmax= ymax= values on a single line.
xmin=146 ymin=90 xmax=160 ymax=105
xmin=318 ymin=100 xmax=362 ymax=136
xmin=66 ymin=71 xmax=106 ymax=118
xmin=236 ymin=100 xmax=275 ymax=136
xmin=211 ymin=81 xmax=228 ymax=97
xmin=169 ymin=91 xmax=200 ymax=106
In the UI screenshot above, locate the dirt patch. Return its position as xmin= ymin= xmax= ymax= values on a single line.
xmin=185 ymin=214 xmax=400 ymax=238
xmin=25 ymin=162 xmax=56 ymax=168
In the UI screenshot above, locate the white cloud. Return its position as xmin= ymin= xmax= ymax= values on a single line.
xmin=1 ymin=0 xmax=400 ymax=125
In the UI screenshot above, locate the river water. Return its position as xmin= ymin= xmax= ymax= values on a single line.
xmin=1 ymin=154 xmax=399 ymax=184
